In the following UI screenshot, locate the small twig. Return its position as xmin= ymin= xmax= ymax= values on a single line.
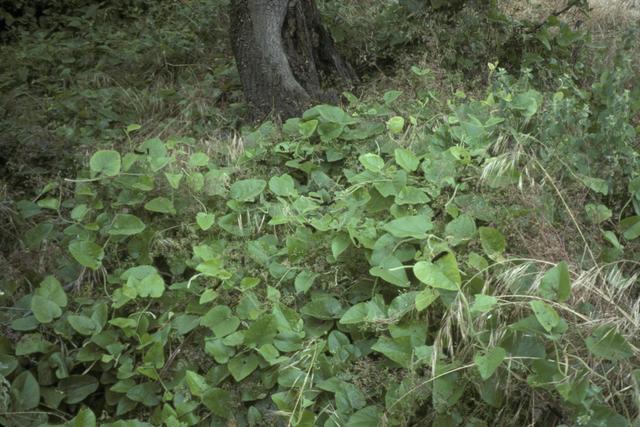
xmin=63 ymin=267 xmax=87 ymax=292
xmin=528 ymin=0 xmax=583 ymax=34
xmin=160 ymin=333 xmax=192 ymax=378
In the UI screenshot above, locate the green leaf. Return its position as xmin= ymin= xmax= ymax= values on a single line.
xmin=383 ymin=215 xmax=433 ymax=239
xmin=184 ymin=370 xmax=208 ymax=397
xmin=300 ymin=295 xmax=343 ymax=320
xmin=529 ymin=300 xmax=560 ymax=332
xmin=188 ymin=152 xmax=209 ymax=168
xmin=165 ymin=172 xmax=183 ymax=189
xmin=11 ymin=370 xmax=40 ymax=410
xmin=90 ymin=150 xmax=121 ymax=177
xmin=394 ymin=148 xmax=419 ymax=172
xmin=371 ymin=336 xmax=412 ymax=368
xmin=196 ymin=212 xmax=215 ymax=230
xmin=230 ymin=179 xmax=266 ymax=202
xmin=126 ymin=382 xmax=161 ymax=407
xmin=433 ymin=362 xmax=465 ymax=410
xmin=395 ymin=186 xmax=429 ymax=205
xmin=340 ymin=297 xmax=386 ymax=325
xmin=511 ymin=89 xmax=542 ymax=118
xmin=298 ymin=119 xmax=318 ymax=138
xmin=35 ymin=275 xmax=67 ymax=307
xmin=294 ymin=270 xmax=318 ymax=294
xmin=69 ymin=240 xmax=104 ymax=269
xmin=0 ymin=354 xmax=18 ymax=376
xmin=474 ymin=347 xmax=506 ymax=380
xmin=68 ymin=407 xmax=96 ymax=427
xmin=346 ymin=406 xmax=381 ymax=427
xmin=585 ymin=203 xmax=612 ymax=224
xmin=445 ymin=214 xmax=476 ymax=243
xmin=331 ymin=233 xmax=351 ymax=259
xmin=68 ymin=315 xmax=97 ymax=336
xmin=415 ymin=288 xmax=440 ymax=311
xmin=338 ymin=303 xmax=369 ymax=325
xmin=602 ymin=230 xmax=623 ymax=250
xmin=15 ymin=333 xmax=51 ymax=355
xmin=205 ymin=338 xmax=235 ymax=364
xmin=538 ymin=261 xmax=571 ymax=302
xmin=202 ymin=388 xmax=232 ymax=419
xmin=413 ymin=261 xmax=459 ymax=291
xmin=134 ymin=273 xmax=165 ymax=298
xmin=581 ymin=176 xmax=609 ymax=195
xmin=59 ymin=375 xmax=99 ymax=404
xmin=383 ymin=90 xmax=402 ymax=105
xmin=126 ymin=123 xmax=142 ymax=133
xmin=478 ymin=227 xmax=506 ymax=259
xmin=435 ymin=252 xmax=461 ymax=286
xmin=144 ymin=197 xmax=176 ymax=214
xmin=585 ymin=325 xmax=633 ymax=361
xmin=11 ymin=315 xmax=39 ymax=331
xmin=358 ymin=153 xmax=385 ymax=172
xmin=303 ymin=104 xmax=357 ymax=125
xmin=228 ymin=354 xmax=260 ymax=381
xmin=629 ymin=177 xmax=640 ymax=198
xmin=200 ymin=305 xmax=240 ymax=337
xmin=620 ymin=216 xmax=640 ymax=240
xmin=318 ymin=121 xmax=345 ymax=141
xmin=37 ymin=197 xmax=59 ymax=210
xmin=31 ymin=295 xmax=62 ymax=323
xmin=269 ymin=174 xmax=296 ymax=197
xmin=25 ymin=222 xmax=54 ymax=249
xmin=70 ymin=204 xmax=89 ymax=221
xmin=109 ymin=213 xmax=146 ymax=235
xmin=387 ymin=116 xmax=405 ymax=134
xmin=369 ymin=255 xmax=410 ymax=287
xmin=470 ymin=295 xmax=497 ymax=314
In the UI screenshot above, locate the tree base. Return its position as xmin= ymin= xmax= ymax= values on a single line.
xmin=230 ymin=0 xmax=357 ymax=120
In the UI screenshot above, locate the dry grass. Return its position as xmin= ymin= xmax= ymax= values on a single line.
xmin=501 ymin=0 xmax=640 ymax=31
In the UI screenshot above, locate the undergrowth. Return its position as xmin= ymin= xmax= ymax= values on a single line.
xmin=0 ymin=1 xmax=639 ymax=426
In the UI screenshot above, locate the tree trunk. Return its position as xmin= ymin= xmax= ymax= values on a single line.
xmin=230 ymin=0 xmax=357 ymax=120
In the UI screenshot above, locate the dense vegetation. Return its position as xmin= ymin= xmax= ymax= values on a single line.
xmin=1 ymin=1 xmax=639 ymax=426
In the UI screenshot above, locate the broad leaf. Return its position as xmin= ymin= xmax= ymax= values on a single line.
xmin=69 ymin=240 xmax=104 ymax=269
xmin=68 ymin=315 xmax=97 ymax=336
xmin=383 ymin=215 xmax=433 ymax=239
xmin=144 ymin=197 xmax=176 ymax=214
xmin=31 ymin=295 xmax=62 ymax=323
xmin=585 ymin=325 xmax=633 ymax=361
xmin=202 ymin=388 xmax=232 ymax=418
xmin=474 ymin=347 xmax=506 ymax=380
xmin=196 ymin=212 xmax=215 ymax=230
xmin=90 ymin=150 xmax=121 ymax=177
xmin=11 ymin=370 xmax=40 ymax=410
xmin=415 ymin=288 xmax=439 ymax=311
xmin=529 ymin=300 xmax=560 ymax=333
xmin=35 ymin=275 xmax=67 ymax=307
xmin=109 ymin=213 xmax=146 ymax=235
xmin=395 ymin=148 xmax=419 ymax=172
xmin=621 ymin=216 xmax=640 ymax=240
xmin=59 ymin=375 xmax=99 ymax=404
xmin=479 ymin=227 xmax=506 ymax=259
xmin=200 ymin=305 xmax=240 ymax=337
xmin=413 ymin=261 xmax=459 ymax=291
xmin=346 ymin=406 xmax=381 ymax=427
xmin=358 ymin=153 xmax=385 ymax=172
xmin=228 ymin=354 xmax=260 ymax=382
xmin=538 ymin=261 xmax=571 ymax=302
xmin=230 ymin=179 xmax=266 ymax=202
xmin=269 ymin=174 xmax=296 ymax=197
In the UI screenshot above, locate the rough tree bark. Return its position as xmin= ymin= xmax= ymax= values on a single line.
xmin=230 ymin=0 xmax=357 ymax=119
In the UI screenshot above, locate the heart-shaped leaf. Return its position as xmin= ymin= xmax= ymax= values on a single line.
xmin=196 ymin=212 xmax=215 ymax=230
